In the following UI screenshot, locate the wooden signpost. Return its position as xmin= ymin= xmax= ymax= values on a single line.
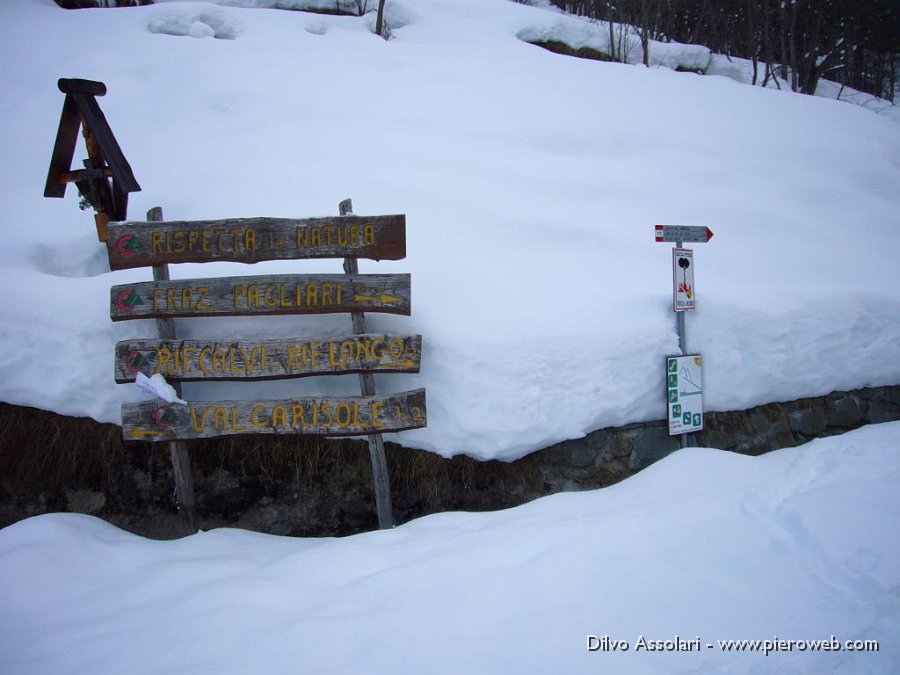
xmin=112 ymin=203 xmax=426 ymax=532
xmin=338 ymin=198 xmax=396 ymax=530
xmin=43 ymin=80 xmax=422 ymax=533
xmin=44 ymin=78 xmax=141 ymax=242
xmin=109 ymin=273 xmax=411 ymax=320
xmin=142 ymin=207 xmax=195 ymax=534
xmin=123 ymin=389 xmax=427 ymax=442
xmin=114 ymin=335 xmax=422 ymax=382
xmin=43 ymin=79 xmax=423 ymax=532
xmin=106 ymin=214 xmax=406 ymax=269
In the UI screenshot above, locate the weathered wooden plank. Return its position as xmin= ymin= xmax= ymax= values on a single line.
xmin=57 ymin=78 xmax=107 ymax=96
xmin=60 ymin=167 xmax=113 ymax=183
xmin=44 ymin=94 xmax=81 ymax=199
xmin=122 ymin=388 xmax=427 ymax=442
xmin=147 ymin=205 xmax=197 ymax=535
xmin=114 ymin=334 xmax=422 ymax=382
xmin=340 ymin=197 xmax=394 ymax=529
xmin=105 ymin=214 xmax=406 ymax=269
xmin=71 ymin=92 xmax=141 ymax=193
xmin=110 ymin=273 xmax=411 ymax=321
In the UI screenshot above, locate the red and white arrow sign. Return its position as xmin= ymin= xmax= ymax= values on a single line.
xmin=655 ymin=225 xmax=714 ymax=243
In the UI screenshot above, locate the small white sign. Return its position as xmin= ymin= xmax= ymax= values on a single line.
xmin=673 ymin=247 xmax=695 ymax=312
xmin=667 ymin=355 xmax=703 ymax=435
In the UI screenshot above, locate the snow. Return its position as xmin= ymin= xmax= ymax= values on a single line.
xmin=2 ymin=421 xmax=899 ymax=674
xmin=0 ymin=0 xmax=898 ymax=463
xmin=147 ymin=8 xmax=240 ymax=39
xmin=1 ymin=3 xmax=899 ymax=670
xmin=516 ymin=10 xmax=713 ymax=71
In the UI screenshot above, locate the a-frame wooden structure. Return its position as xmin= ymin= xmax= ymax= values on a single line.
xmin=44 ymin=78 xmax=141 ymax=241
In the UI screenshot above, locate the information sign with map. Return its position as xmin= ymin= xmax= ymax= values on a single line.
xmin=666 ymin=354 xmax=704 ymax=435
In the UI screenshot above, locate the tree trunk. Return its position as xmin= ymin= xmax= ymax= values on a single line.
xmin=606 ymin=1 xmax=617 ymax=62
xmin=640 ymin=0 xmax=650 ymax=66
xmin=375 ymin=0 xmax=387 ymax=40
xmin=788 ymin=0 xmax=799 ymax=92
xmin=747 ymin=0 xmax=758 ymax=85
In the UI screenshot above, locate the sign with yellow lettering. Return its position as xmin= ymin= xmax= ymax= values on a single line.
xmin=122 ymin=388 xmax=427 ymax=441
xmin=106 ymin=214 xmax=406 ymax=270
xmin=110 ymin=273 xmax=411 ymax=320
xmin=114 ymin=334 xmax=422 ymax=382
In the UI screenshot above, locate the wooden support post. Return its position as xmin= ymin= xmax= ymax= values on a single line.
xmin=147 ymin=206 xmax=198 ymax=535
xmin=81 ymin=124 xmax=114 ymax=242
xmin=340 ymin=198 xmax=394 ymax=529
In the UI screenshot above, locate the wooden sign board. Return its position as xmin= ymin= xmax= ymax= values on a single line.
xmin=106 ymin=215 xmax=406 ymax=270
xmin=110 ymin=273 xmax=411 ymax=321
xmin=115 ymin=334 xmax=422 ymax=382
xmin=122 ymin=388 xmax=427 ymax=441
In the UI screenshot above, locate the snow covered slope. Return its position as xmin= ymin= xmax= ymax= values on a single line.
xmin=1 ymin=0 xmax=899 ymax=460
xmin=2 ymin=422 xmax=899 ymax=674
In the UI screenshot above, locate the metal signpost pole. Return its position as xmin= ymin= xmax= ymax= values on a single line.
xmin=674 ymin=240 xmax=691 ymax=448
xmin=656 ymin=225 xmax=713 ymax=449
xmin=675 ymin=239 xmax=687 ymax=353
xmin=675 ymin=239 xmax=691 ymax=449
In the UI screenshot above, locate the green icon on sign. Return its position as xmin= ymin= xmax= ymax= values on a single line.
xmin=672 ymin=404 xmax=681 ymax=418
xmin=683 ymin=412 xmax=692 ymax=424
xmin=669 ymin=390 xmax=678 ymax=403
xmin=668 ymin=359 xmax=677 ymax=372
xmin=693 ymin=413 xmax=701 ymax=426
xmin=668 ymin=374 xmax=678 ymax=388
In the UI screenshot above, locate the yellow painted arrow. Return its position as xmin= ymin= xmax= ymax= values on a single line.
xmin=352 ymin=288 xmax=404 ymax=305
xmin=352 ymin=292 xmax=379 ymax=304
xmin=388 ymin=358 xmax=418 ymax=369
xmin=353 ymin=291 xmax=403 ymax=305
xmin=128 ymin=428 xmax=168 ymax=439
xmin=377 ymin=292 xmax=404 ymax=305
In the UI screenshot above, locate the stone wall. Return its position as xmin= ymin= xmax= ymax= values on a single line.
xmin=537 ymin=385 xmax=900 ymax=493
xmin=1 ymin=385 xmax=898 ymax=539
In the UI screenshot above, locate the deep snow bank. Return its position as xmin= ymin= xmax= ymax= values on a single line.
xmin=2 ymin=422 xmax=899 ymax=674
xmin=0 ymin=0 xmax=898 ymax=461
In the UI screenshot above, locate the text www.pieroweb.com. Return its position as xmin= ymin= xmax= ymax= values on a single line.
xmin=586 ymin=634 xmax=880 ymax=656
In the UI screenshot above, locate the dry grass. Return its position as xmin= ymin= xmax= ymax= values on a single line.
xmin=0 ymin=402 xmax=545 ymax=526
xmin=0 ymin=403 xmax=124 ymax=493
xmin=0 ymin=403 xmax=372 ymax=494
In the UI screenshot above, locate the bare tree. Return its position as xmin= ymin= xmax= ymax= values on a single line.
xmin=639 ymin=0 xmax=650 ymax=66
xmin=375 ymin=0 xmax=387 ymax=39
xmin=545 ymin=0 xmax=898 ymax=101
